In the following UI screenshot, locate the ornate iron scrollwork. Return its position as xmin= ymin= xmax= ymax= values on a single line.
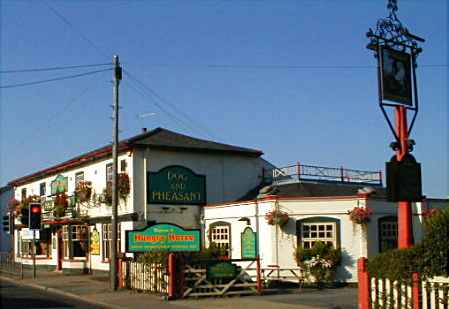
xmin=367 ymin=0 xmax=424 ymax=55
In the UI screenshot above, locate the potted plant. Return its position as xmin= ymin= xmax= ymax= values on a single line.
xmin=53 ymin=192 xmax=68 ymax=218
xmin=265 ymin=209 xmax=289 ymax=227
xmin=75 ymin=180 xmax=92 ymax=202
xmin=348 ymin=207 xmax=373 ymax=225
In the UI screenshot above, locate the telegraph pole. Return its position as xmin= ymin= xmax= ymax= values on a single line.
xmin=110 ymin=55 xmax=122 ymax=291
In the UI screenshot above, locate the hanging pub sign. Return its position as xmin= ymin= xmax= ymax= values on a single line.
xmin=147 ymin=165 xmax=206 ymax=205
xmin=241 ymin=227 xmax=257 ymax=259
xmin=51 ymin=175 xmax=68 ymax=194
xmin=386 ymin=154 xmax=422 ymax=202
xmin=380 ymin=47 xmax=413 ymax=106
xmin=126 ymin=223 xmax=201 ymax=252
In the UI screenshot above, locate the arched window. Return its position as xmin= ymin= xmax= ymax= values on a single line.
xmin=378 ymin=216 xmax=397 ymax=252
xmin=296 ymin=217 xmax=341 ymax=249
xmin=209 ymin=221 xmax=231 ymax=257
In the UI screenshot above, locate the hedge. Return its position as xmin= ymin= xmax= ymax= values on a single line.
xmin=368 ymin=206 xmax=449 ymax=281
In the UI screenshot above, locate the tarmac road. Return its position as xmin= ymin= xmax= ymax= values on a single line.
xmin=0 ymin=277 xmax=107 ymax=309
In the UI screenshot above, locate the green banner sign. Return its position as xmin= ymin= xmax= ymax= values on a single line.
xmin=126 ymin=223 xmax=201 ymax=252
xmin=51 ymin=175 xmax=68 ymax=194
xmin=241 ymin=227 xmax=257 ymax=259
xmin=147 ymin=165 xmax=206 ymax=205
xmin=207 ymin=262 xmax=238 ymax=279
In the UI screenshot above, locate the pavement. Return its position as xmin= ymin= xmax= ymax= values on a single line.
xmin=0 ymin=269 xmax=357 ymax=309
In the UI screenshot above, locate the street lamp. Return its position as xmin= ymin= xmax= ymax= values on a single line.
xmin=366 ymin=0 xmax=425 ymax=249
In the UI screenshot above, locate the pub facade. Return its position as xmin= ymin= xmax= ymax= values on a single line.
xmin=9 ymin=127 xmax=271 ymax=274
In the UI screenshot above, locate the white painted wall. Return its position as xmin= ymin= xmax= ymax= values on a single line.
xmin=205 ymin=196 xmax=435 ymax=283
xmin=133 ymin=148 xmax=271 ymax=229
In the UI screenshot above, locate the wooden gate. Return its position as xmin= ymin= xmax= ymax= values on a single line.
xmin=181 ymin=258 xmax=261 ymax=298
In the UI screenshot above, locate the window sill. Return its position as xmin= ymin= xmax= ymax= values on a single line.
xmin=20 ymin=256 xmax=52 ymax=260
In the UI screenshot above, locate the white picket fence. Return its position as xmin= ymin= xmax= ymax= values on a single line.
xmin=370 ymin=276 xmax=449 ymax=309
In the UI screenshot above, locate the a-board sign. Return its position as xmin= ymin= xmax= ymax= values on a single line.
xmin=147 ymin=165 xmax=206 ymax=205
xmin=241 ymin=227 xmax=257 ymax=259
xmin=126 ymin=223 xmax=201 ymax=252
xmin=207 ymin=262 xmax=238 ymax=279
xmin=90 ymin=229 xmax=100 ymax=255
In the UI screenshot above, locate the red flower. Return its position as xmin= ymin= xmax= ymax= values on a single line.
xmin=348 ymin=207 xmax=373 ymax=224
xmin=422 ymin=208 xmax=440 ymax=218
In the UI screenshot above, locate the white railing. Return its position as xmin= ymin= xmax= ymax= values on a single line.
xmin=370 ymin=276 xmax=449 ymax=309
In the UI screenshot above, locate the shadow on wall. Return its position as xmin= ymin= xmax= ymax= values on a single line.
xmin=336 ymin=249 xmax=354 ymax=282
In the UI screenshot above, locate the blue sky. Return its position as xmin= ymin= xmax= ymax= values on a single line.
xmin=1 ymin=0 xmax=447 ymax=198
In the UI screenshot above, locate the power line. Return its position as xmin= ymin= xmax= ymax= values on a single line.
xmin=43 ymin=0 xmax=109 ymax=58
xmin=123 ymin=69 xmax=218 ymax=139
xmin=0 ymin=63 xmax=111 ymax=74
xmin=124 ymin=63 xmax=448 ymax=70
xmin=123 ymin=78 xmax=207 ymax=138
xmin=0 ymin=68 xmax=112 ymax=89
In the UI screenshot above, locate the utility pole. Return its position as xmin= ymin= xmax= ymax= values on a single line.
xmin=110 ymin=55 xmax=122 ymax=291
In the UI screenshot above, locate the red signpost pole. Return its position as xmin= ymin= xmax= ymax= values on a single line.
xmin=395 ymin=106 xmax=413 ymax=249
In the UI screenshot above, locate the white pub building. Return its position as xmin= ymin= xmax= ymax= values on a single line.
xmin=8 ymin=127 xmax=447 ymax=282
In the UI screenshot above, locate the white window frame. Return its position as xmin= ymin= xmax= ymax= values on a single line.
xmin=301 ymin=221 xmax=337 ymax=249
xmin=210 ymin=223 xmax=231 ymax=257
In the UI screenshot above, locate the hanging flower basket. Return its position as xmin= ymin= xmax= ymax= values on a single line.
xmin=265 ymin=209 xmax=289 ymax=227
xmin=348 ymin=207 xmax=373 ymax=224
xmin=118 ymin=173 xmax=130 ymax=198
xmin=102 ymin=182 xmax=113 ymax=206
xmin=8 ymin=198 xmax=21 ymax=215
xmin=422 ymin=208 xmax=441 ymax=218
xmin=75 ymin=181 xmax=92 ymax=202
xmin=53 ymin=192 xmax=68 ymax=218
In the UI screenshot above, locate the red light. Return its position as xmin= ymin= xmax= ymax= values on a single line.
xmin=31 ymin=206 xmax=41 ymax=214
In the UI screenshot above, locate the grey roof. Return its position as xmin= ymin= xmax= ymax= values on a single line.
xmin=9 ymin=127 xmax=262 ymax=186
xmin=128 ymin=127 xmax=263 ymax=156
xmin=238 ymin=181 xmax=386 ymax=201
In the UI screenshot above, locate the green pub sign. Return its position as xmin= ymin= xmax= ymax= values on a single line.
xmin=126 ymin=223 xmax=201 ymax=252
xmin=207 ymin=262 xmax=238 ymax=279
xmin=51 ymin=175 xmax=68 ymax=195
xmin=241 ymin=227 xmax=257 ymax=259
xmin=147 ymin=165 xmax=206 ymax=205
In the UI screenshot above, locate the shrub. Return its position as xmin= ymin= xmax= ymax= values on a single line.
xmin=368 ymin=206 xmax=449 ymax=280
xmin=294 ymin=241 xmax=341 ymax=285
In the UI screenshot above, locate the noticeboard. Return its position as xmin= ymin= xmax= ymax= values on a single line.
xmin=241 ymin=227 xmax=257 ymax=259
xmin=126 ymin=223 xmax=201 ymax=252
xmin=207 ymin=262 xmax=237 ymax=279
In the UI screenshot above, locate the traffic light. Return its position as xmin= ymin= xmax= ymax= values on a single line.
xmin=2 ymin=213 xmax=11 ymax=233
xmin=29 ymin=203 xmax=42 ymax=230
xmin=20 ymin=207 xmax=29 ymax=226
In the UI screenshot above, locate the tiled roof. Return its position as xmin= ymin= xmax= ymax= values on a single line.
xmin=9 ymin=127 xmax=262 ymax=186
xmin=128 ymin=127 xmax=263 ymax=156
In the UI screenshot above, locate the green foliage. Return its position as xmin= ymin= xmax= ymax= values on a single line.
xmin=136 ymin=251 xmax=170 ymax=265
xmin=420 ymin=206 xmax=449 ymax=277
xmin=294 ymin=242 xmax=341 ymax=284
xmin=368 ymin=206 xmax=449 ymax=280
xmin=367 ymin=246 xmax=423 ymax=282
